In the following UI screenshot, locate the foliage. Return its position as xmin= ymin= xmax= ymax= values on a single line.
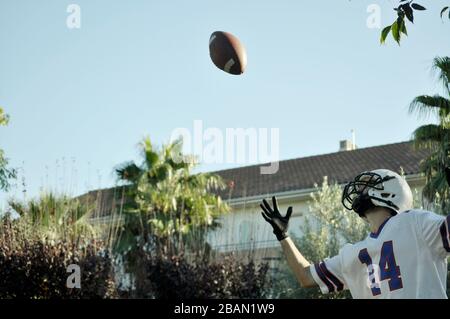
xmin=0 ymin=216 xmax=117 ymax=299
xmin=409 ymin=56 xmax=450 ymax=213
xmin=380 ymin=1 xmax=449 ymax=45
xmin=0 ymin=107 xmax=16 ymax=191
xmin=0 ymin=108 xmax=8 ymax=126
xmin=113 ymin=137 xmax=229 ymax=254
xmin=0 ymin=150 xmax=16 ymax=191
xmin=271 ymin=177 xmax=369 ymax=299
xmin=0 ymin=189 xmax=266 ymax=299
xmin=305 ymin=177 xmax=369 ymax=245
xmin=412 ymin=188 xmax=447 ymax=215
xmin=8 ymin=192 xmax=98 ymax=242
xmin=126 ymin=250 xmax=269 ymax=299
xmin=111 ymin=137 xmax=230 ymax=295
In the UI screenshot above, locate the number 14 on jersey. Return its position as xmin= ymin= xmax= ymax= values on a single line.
xmin=358 ymin=240 xmax=403 ymax=296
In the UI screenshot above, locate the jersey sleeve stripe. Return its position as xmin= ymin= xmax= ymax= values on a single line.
xmin=320 ymin=261 xmax=345 ymax=291
xmin=439 ymin=217 xmax=450 ymax=253
xmin=314 ymin=263 xmax=335 ymax=293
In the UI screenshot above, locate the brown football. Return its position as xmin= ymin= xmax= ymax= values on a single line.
xmin=209 ymin=31 xmax=247 ymax=75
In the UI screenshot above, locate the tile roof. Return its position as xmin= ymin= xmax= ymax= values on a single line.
xmin=214 ymin=141 xmax=428 ymax=200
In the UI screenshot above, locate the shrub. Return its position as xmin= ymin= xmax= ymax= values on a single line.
xmin=125 ymin=250 xmax=269 ymax=299
xmin=0 ymin=217 xmax=117 ymax=299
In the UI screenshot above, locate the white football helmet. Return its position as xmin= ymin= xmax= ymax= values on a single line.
xmin=342 ymin=169 xmax=413 ymax=216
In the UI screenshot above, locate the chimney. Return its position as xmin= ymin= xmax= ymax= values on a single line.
xmin=339 ymin=140 xmax=356 ymax=152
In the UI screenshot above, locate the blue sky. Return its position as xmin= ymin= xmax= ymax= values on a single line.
xmin=0 ymin=0 xmax=449 ymax=204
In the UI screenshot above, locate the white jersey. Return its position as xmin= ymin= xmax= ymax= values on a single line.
xmin=310 ymin=209 xmax=450 ymax=299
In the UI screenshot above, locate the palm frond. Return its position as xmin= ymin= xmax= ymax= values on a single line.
xmin=140 ymin=137 xmax=159 ymax=169
xmin=411 ymin=56 xmax=450 ymax=213
xmin=409 ymin=95 xmax=450 ymax=119
xmin=111 ymin=136 xmax=230 ymax=255
xmin=411 ymin=124 xmax=444 ymax=148
xmin=115 ymin=161 xmax=142 ymax=184
xmin=432 ymin=56 xmax=450 ymax=94
xmin=422 ymin=173 xmax=448 ymax=202
xmin=7 ymin=192 xmax=98 ymax=241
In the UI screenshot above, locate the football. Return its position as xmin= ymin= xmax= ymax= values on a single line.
xmin=209 ymin=31 xmax=247 ymax=75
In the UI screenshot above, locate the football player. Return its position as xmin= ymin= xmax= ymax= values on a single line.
xmin=261 ymin=169 xmax=450 ymax=298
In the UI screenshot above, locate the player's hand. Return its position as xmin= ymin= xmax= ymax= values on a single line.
xmin=260 ymin=196 xmax=292 ymax=241
xmin=446 ymin=167 xmax=450 ymax=187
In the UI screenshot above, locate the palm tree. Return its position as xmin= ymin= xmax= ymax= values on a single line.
xmin=112 ymin=137 xmax=229 ymax=297
xmin=8 ymin=192 xmax=98 ymax=243
xmin=409 ymin=56 xmax=450 ymax=213
xmin=113 ymin=137 xmax=229 ymax=254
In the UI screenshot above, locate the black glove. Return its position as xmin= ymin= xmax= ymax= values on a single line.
xmin=446 ymin=167 xmax=450 ymax=187
xmin=260 ymin=196 xmax=292 ymax=241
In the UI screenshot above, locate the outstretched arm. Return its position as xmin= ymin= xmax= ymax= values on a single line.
xmin=260 ymin=197 xmax=317 ymax=288
xmin=280 ymin=237 xmax=317 ymax=288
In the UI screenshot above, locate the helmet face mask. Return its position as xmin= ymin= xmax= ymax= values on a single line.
xmin=342 ymin=169 xmax=413 ymax=217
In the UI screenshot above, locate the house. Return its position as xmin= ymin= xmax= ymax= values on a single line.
xmin=80 ymin=141 xmax=429 ymax=262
